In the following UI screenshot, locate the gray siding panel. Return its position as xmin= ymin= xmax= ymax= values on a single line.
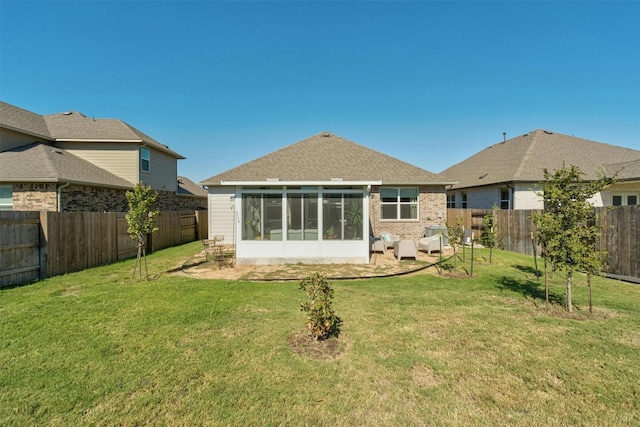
xmin=0 ymin=129 xmax=48 ymax=152
xmin=140 ymin=149 xmax=178 ymax=191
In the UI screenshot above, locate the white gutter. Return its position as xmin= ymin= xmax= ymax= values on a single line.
xmin=218 ymin=180 xmax=383 ymax=187
xmin=57 ymin=182 xmax=70 ymax=212
xmin=55 ymin=138 xmax=144 ymax=143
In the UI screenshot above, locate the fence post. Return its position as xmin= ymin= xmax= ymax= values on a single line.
xmin=39 ymin=211 xmax=49 ymax=279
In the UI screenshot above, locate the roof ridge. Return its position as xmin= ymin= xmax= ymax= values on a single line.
xmin=39 ymin=144 xmax=63 ymax=178
xmin=513 ymin=130 xmax=540 ymax=179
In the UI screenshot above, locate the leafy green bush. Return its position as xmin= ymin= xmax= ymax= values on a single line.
xmin=299 ymin=273 xmax=342 ymax=341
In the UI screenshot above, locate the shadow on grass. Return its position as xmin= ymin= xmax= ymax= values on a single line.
xmin=496 ymin=265 xmax=564 ymax=307
xmin=514 ymin=264 xmax=542 ymax=279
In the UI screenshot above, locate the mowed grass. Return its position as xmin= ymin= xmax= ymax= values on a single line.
xmin=1 ymin=242 xmax=639 ymax=426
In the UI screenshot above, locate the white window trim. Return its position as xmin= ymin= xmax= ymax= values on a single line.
xmin=612 ymin=192 xmax=639 ymax=206
xmin=140 ymin=147 xmax=150 ymax=173
xmin=380 ymin=187 xmax=419 ymax=221
xmin=446 ymin=193 xmax=456 ymax=209
xmin=240 ymin=186 xmax=366 ymax=241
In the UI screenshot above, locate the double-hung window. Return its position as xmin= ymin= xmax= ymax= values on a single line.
xmin=446 ymin=194 xmax=455 ymax=208
xmin=380 ymin=187 xmax=418 ymax=220
xmin=140 ymin=147 xmax=150 ymax=173
xmin=500 ymin=188 xmax=511 ymax=209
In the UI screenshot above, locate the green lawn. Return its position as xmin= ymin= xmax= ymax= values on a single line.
xmin=1 ymin=242 xmax=639 ymax=426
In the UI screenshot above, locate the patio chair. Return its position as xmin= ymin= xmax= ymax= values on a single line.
xmin=370 ymin=235 xmax=386 ymax=254
xmin=379 ymin=231 xmax=400 ymax=249
xmin=394 ymin=239 xmax=418 ymax=261
xmin=418 ymin=234 xmax=442 ymax=255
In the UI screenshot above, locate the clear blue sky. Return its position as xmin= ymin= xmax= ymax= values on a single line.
xmin=1 ymin=1 xmax=639 ymax=182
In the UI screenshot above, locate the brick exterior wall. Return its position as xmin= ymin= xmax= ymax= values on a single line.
xmin=13 ymin=183 xmax=58 ymax=211
xmin=369 ymin=185 xmax=447 ymax=241
xmin=10 ymin=183 xmax=207 ymax=212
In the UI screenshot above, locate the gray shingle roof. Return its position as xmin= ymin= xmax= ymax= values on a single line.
xmin=0 ymin=101 xmax=184 ymax=159
xmin=603 ymin=159 xmax=640 ymax=181
xmin=441 ymin=129 xmax=640 ymax=190
xmin=200 ymin=131 xmax=454 ymax=186
xmin=0 ymin=142 xmax=133 ymax=188
xmin=0 ymin=101 xmax=51 ymax=140
xmin=43 ymin=111 xmax=185 ymax=159
xmin=177 ymin=175 xmax=208 ymax=197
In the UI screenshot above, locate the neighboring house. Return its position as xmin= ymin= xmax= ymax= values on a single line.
xmin=177 ymin=175 xmax=209 ymax=202
xmin=441 ymin=129 xmax=640 ymax=210
xmin=200 ymin=131 xmax=455 ymax=265
xmin=0 ymin=101 xmax=206 ymax=211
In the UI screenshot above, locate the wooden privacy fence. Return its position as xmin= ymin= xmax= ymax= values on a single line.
xmin=447 ymin=208 xmax=540 ymax=256
xmin=0 ymin=211 xmax=42 ymax=287
xmin=0 ymin=210 xmax=208 ymax=287
xmin=596 ymin=205 xmax=639 ymax=280
xmin=447 ymin=206 xmax=639 ymax=280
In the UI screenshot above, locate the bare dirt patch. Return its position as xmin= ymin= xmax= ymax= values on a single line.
xmin=288 ymin=329 xmax=348 ymax=360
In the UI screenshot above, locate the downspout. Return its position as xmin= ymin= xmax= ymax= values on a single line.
xmin=57 ymin=182 xmax=70 ymax=212
xmin=506 ymin=183 xmax=515 ymax=210
xmin=505 ymin=183 xmax=514 ymax=252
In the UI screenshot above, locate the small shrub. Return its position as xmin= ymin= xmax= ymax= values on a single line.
xmin=299 ymin=273 xmax=342 ymax=341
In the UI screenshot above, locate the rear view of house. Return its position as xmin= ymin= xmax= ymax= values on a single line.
xmin=200 ymin=131 xmax=455 ymax=265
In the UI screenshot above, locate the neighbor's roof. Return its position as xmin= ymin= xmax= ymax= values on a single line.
xmin=0 ymin=101 xmax=184 ymax=159
xmin=441 ymin=129 xmax=640 ymax=190
xmin=602 ymin=159 xmax=640 ymax=182
xmin=0 ymin=142 xmax=134 ymax=189
xmin=200 ymin=131 xmax=455 ymax=186
xmin=0 ymin=101 xmax=51 ymax=140
xmin=43 ymin=111 xmax=185 ymax=159
xmin=177 ymin=175 xmax=208 ymax=197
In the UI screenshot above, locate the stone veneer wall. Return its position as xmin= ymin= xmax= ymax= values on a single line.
xmin=11 ymin=183 xmax=207 ymax=212
xmin=61 ymin=185 xmax=129 ymax=212
xmin=155 ymin=190 xmax=208 ymax=211
xmin=368 ymin=185 xmax=447 ymax=241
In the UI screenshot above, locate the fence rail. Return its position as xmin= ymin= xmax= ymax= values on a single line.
xmin=0 ymin=210 xmax=208 ymax=287
xmin=447 ymin=206 xmax=639 ymax=280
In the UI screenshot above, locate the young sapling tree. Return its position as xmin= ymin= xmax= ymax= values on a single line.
xmin=126 ymin=183 xmax=159 ymax=280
